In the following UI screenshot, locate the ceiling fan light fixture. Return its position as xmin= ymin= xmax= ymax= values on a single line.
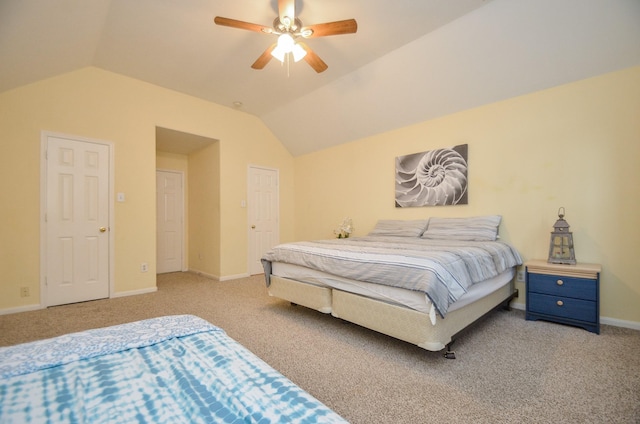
xmin=277 ymin=33 xmax=294 ymax=52
xmin=271 ymin=45 xmax=286 ymax=62
xmin=292 ymin=43 xmax=307 ymax=62
xmin=271 ymin=33 xmax=305 ymax=63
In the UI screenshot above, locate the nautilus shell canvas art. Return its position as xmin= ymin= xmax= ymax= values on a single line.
xmin=395 ymin=144 xmax=468 ymax=207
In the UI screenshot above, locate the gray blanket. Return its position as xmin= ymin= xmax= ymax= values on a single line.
xmin=262 ymin=236 xmax=522 ymax=318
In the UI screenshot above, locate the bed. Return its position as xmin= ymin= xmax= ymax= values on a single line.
xmin=0 ymin=315 xmax=347 ymax=423
xmin=262 ymin=216 xmax=523 ymax=357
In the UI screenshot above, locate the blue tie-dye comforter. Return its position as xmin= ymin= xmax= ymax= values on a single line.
xmin=0 ymin=315 xmax=347 ymax=423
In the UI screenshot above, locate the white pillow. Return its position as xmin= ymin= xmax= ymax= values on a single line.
xmin=421 ymin=215 xmax=502 ymax=241
xmin=368 ymin=219 xmax=429 ymax=237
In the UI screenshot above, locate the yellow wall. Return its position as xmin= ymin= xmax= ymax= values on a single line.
xmin=0 ymin=67 xmax=294 ymax=311
xmin=1 ymin=64 xmax=637 ymax=325
xmin=294 ymin=66 xmax=640 ymax=324
xmin=156 ymin=151 xmax=189 ymax=173
xmin=187 ymin=144 xmax=221 ymax=277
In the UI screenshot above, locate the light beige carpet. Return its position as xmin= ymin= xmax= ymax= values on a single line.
xmin=1 ymin=272 xmax=639 ymax=423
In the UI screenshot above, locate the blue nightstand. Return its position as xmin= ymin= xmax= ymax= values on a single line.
xmin=525 ymin=260 xmax=601 ymax=334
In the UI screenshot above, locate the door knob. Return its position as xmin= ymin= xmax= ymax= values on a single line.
xmin=99 ymin=227 xmax=107 ymax=233
xmin=251 ymin=225 xmax=256 ymax=229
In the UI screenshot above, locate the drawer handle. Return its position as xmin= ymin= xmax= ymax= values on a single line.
xmin=556 ymin=279 xmax=564 ymax=286
xmin=556 ymin=300 xmax=564 ymax=306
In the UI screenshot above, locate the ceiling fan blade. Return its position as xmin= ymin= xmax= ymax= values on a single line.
xmin=298 ymin=42 xmax=328 ymax=73
xmin=214 ymin=16 xmax=273 ymax=34
xmin=278 ymin=0 xmax=295 ymax=24
xmin=251 ymin=44 xmax=277 ymax=70
xmin=301 ymin=19 xmax=357 ymax=38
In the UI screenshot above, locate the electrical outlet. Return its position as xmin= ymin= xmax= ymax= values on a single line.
xmin=141 ymin=262 xmax=148 ymax=272
xmin=516 ymin=270 xmax=525 ymax=282
xmin=20 ymin=287 xmax=30 ymax=297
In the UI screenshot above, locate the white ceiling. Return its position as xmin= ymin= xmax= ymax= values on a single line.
xmin=1 ymin=0 xmax=639 ymax=156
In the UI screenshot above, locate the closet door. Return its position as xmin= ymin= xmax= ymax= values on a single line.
xmin=248 ymin=166 xmax=279 ymax=275
xmin=157 ymin=170 xmax=184 ymax=274
xmin=45 ymin=135 xmax=110 ymax=306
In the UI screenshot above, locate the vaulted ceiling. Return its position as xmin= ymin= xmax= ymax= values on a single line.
xmin=1 ymin=0 xmax=639 ymax=156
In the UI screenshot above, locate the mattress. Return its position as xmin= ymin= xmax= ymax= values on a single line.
xmin=263 ymin=236 xmax=522 ymax=317
xmin=272 ymin=262 xmax=515 ymax=315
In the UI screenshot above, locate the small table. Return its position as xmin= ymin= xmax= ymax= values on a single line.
xmin=525 ymin=260 xmax=601 ymax=334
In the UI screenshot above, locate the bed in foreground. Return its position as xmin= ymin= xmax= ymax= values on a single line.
xmin=262 ymin=217 xmax=523 ymax=357
xmin=0 ymin=315 xmax=347 ymax=423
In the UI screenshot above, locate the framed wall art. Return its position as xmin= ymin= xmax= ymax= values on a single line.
xmin=395 ymin=144 xmax=468 ymax=207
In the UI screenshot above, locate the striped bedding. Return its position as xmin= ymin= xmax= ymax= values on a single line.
xmin=0 ymin=315 xmax=347 ymax=424
xmin=262 ymin=236 xmax=522 ymax=317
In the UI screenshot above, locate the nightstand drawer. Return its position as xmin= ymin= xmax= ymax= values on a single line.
xmin=527 ymin=273 xmax=597 ymax=301
xmin=528 ymin=293 xmax=597 ymax=323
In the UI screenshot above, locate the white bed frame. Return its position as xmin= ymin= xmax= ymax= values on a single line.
xmin=267 ymin=274 xmax=518 ymax=358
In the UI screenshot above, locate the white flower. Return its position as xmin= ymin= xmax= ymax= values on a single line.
xmin=334 ymin=217 xmax=354 ymax=238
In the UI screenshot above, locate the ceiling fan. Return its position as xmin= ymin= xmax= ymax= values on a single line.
xmin=214 ymin=0 xmax=357 ymax=73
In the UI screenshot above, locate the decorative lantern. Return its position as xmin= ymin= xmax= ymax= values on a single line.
xmin=547 ymin=207 xmax=576 ymax=265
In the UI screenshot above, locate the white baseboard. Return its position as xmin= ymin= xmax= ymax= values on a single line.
xmin=188 ymin=268 xmax=219 ymax=281
xmin=219 ymin=273 xmax=250 ymax=281
xmin=510 ymin=299 xmax=640 ymax=330
xmin=511 ymin=301 xmax=525 ymax=311
xmin=0 ymin=288 xmax=156 ymax=316
xmin=0 ymin=288 xmax=158 ymax=316
xmin=0 ymin=304 xmax=43 ymax=316
xmin=111 ymin=286 xmax=157 ymax=298
xmin=4 ymin=284 xmax=638 ymax=331
xmin=187 ymin=269 xmax=250 ymax=282
xmin=600 ymin=316 xmax=640 ymax=331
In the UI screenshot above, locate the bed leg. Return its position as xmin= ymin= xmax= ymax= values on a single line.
xmin=441 ymin=289 xmax=518 ymax=360
xmin=501 ymin=289 xmax=518 ymax=311
xmin=443 ymin=341 xmax=456 ymax=359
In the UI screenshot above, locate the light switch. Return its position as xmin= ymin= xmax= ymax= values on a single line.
xmin=117 ymin=192 xmax=125 ymax=202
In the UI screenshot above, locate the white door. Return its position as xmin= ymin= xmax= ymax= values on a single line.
xmin=248 ymin=166 xmax=279 ymax=275
xmin=156 ymin=170 xmax=184 ymax=273
xmin=45 ymin=136 xmax=110 ymax=306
